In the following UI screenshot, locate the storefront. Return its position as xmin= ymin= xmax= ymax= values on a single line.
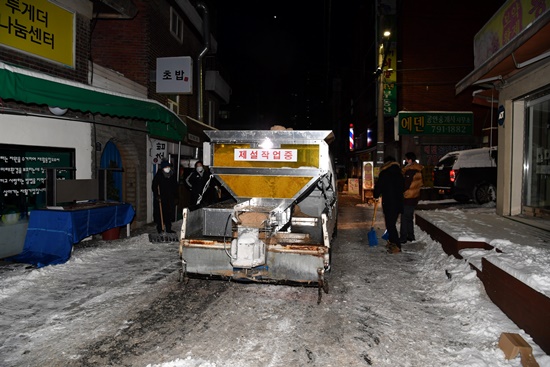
xmin=497 ymin=63 xmax=550 ymax=218
xmin=456 ymin=0 xmax=550 ymax=220
xmin=0 ymin=62 xmax=187 ymax=257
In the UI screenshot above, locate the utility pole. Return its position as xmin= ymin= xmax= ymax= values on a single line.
xmin=376 ymin=42 xmax=385 ymax=167
xmin=376 ymin=31 xmax=390 ymax=167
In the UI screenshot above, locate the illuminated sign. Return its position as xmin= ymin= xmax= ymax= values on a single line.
xmin=0 ymin=0 xmax=75 ymax=67
xmin=398 ymin=111 xmax=474 ymax=135
xmin=156 ymin=56 xmax=193 ymax=94
xmin=474 ymin=0 xmax=550 ymax=67
xmin=349 ymin=124 xmax=354 ymax=151
xmin=234 ymin=149 xmax=297 ymax=162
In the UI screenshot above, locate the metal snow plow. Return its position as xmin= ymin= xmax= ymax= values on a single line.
xmin=178 ymin=129 xmax=338 ymax=302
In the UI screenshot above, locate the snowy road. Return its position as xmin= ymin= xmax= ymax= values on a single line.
xmin=0 ymin=195 xmax=547 ymax=366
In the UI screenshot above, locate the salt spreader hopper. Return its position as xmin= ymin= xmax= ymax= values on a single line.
xmin=179 ymin=130 xmax=338 ymax=298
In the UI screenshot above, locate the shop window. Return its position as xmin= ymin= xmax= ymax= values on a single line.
xmin=524 ymin=90 xmax=550 ymax=214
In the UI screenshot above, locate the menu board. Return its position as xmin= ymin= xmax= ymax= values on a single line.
xmin=0 ymin=145 xmax=74 ymax=214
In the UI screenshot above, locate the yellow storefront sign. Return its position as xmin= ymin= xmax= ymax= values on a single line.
xmin=0 ymin=0 xmax=74 ymax=67
xmin=474 ymin=0 xmax=550 ymax=67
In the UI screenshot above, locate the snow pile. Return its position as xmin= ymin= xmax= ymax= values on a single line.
xmin=421 ymin=207 xmax=550 ymax=298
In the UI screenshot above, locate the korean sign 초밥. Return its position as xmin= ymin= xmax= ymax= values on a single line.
xmin=398 ymin=111 xmax=474 ymax=135
xmin=156 ymin=56 xmax=193 ymax=94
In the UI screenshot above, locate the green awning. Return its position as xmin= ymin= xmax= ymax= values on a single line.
xmin=0 ymin=62 xmax=187 ymax=140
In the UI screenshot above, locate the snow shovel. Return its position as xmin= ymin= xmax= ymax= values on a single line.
xmin=149 ymin=187 xmax=179 ymax=243
xmin=367 ymin=200 xmax=379 ymax=247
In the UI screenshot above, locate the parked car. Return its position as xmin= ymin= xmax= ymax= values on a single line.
xmin=433 ymin=147 xmax=497 ymax=204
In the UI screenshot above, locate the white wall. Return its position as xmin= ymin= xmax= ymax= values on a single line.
xmin=0 ymin=114 xmax=93 ymax=178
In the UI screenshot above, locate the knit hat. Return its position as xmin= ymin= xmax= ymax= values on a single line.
xmin=160 ymin=160 xmax=171 ymax=169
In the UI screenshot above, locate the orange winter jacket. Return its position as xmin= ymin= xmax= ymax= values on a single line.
xmin=403 ymin=162 xmax=423 ymax=205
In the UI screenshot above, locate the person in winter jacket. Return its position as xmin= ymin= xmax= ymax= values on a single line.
xmin=152 ymin=160 xmax=179 ymax=233
xmin=400 ymin=152 xmax=423 ymax=244
xmin=373 ymin=156 xmax=405 ymax=253
xmin=185 ymin=161 xmax=211 ymax=210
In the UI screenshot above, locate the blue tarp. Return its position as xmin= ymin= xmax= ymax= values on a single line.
xmin=9 ymin=203 xmax=135 ymax=267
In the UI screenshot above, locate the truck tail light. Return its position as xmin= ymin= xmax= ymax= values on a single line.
xmin=450 ymin=169 xmax=457 ymax=182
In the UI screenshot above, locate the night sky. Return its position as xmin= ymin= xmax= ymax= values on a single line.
xmin=213 ymin=1 xmax=355 ymax=130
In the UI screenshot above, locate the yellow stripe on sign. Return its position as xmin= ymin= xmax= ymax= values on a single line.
xmin=219 ymin=175 xmax=313 ymax=198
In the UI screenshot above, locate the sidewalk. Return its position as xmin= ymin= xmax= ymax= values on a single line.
xmin=414 ymin=206 xmax=550 ymax=356
xmin=343 ymin=192 xmax=550 ymax=354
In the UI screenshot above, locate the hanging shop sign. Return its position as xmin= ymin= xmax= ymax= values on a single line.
xmin=150 ymin=139 xmax=168 ymax=164
xmin=156 ymin=56 xmax=193 ymax=94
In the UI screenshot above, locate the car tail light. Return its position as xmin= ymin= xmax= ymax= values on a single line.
xmin=450 ymin=169 xmax=457 ymax=182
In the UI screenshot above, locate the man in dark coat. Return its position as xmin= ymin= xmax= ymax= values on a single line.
xmin=185 ymin=160 xmax=211 ymax=210
xmin=373 ymin=156 xmax=404 ymax=253
xmin=152 ymin=160 xmax=178 ymax=233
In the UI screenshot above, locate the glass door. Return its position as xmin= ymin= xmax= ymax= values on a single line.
xmin=524 ymin=91 xmax=550 ymax=215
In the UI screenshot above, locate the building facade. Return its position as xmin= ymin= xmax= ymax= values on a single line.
xmin=348 ymin=0 xmax=504 ymax=189
xmin=457 ymin=0 xmax=550 ymax=220
xmin=0 ymin=0 xmax=229 ymax=258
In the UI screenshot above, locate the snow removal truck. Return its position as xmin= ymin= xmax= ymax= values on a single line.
xmin=179 ymin=129 xmax=338 ymax=301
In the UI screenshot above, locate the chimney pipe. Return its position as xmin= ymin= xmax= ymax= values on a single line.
xmin=197 ymin=2 xmax=210 ymax=122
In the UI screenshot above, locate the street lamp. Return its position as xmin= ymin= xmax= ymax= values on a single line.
xmin=376 ymin=30 xmax=391 ymax=167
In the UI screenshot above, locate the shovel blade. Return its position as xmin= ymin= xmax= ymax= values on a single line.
xmin=368 ymin=228 xmax=378 ymax=246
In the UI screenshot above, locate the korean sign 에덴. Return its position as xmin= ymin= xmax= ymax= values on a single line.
xmin=398 ymin=111 xmax=474 ymax=135
xmin=234 ymin=149 xmax=298 ymax=162
xmin=0 ymin=0 xmax=75 ymax=67
xmin=156 ymin=56 xmax=193 ymax=94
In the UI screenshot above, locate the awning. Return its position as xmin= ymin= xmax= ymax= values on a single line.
xmin=456 ymin=10 xmax=550 ymax=96
xmin=0 ymin=62 xmax=187 ymax=141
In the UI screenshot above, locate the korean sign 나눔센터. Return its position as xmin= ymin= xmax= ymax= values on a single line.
xmin=398 ymin=111 xmax=474 ymax=135
xmin=0 ymin=0 xmax=75 ymax=67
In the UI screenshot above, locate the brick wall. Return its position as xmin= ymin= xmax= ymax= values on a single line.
xmin=91 ymin=0 xmax=204 ymax=117
xmin=398 ymin=0 xmax=504 ymax=137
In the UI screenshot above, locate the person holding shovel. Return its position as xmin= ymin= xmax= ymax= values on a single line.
xmin=185 ymin=161 xmax=216 ymax=210
xmin=152 ymin=160 xmax=178 ymax=234
xmin=373 ymin=156 xmax=404 ymax=254
xmin=400 ymin=152 xmax=423 ymax=244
